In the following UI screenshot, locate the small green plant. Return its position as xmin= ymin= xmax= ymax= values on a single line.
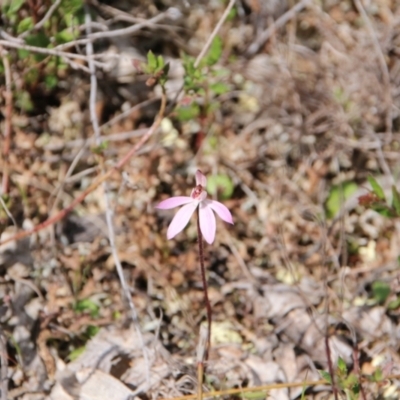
xmin=325 ymin=181 xmax=358 ymax=218
xmin=67 ymin=345 xmax=86 ymax=361
xmin=175 ymin=36 xmax=230 ymax=123
xmin=74 ymin=298 xmax=100 ymax=318
xmin=320 ymin=357 xmax=390 ymax=399
xmin=1 ymin=0 xmax=84 ymax=109
xmin=207 ymin=173 xmax=234 ymax=200
xmin=67 ymin=325 xmax=99 ymax=361
xmin=371 ymin=280 xmax=391 ymax=304
xmin=91 ymin=140 xmax=110 ymax=156
xmin=3 ymin=0 xmax=83 ymax=43
xmin=131 ymin=51 xmax=170 ymax=93
xmin=143 ymin=51 xmax=170 ymax=87
xmin=358 ymin=176 xmax=400 ymax=218
xmin=320 ymin=357 xmax=360 ymax=399
xmin=370 ymin=274 xmax=400 ymax=312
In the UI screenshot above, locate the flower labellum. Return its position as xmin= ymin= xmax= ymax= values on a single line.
xmin=156 ymin=170 xmax=233 ymax=244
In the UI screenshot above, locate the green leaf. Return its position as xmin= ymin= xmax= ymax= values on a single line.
xmin=337 ymin=357 xmax=347 ymax=375
xmin=24 ymin=68 xmax=39 ymax=85
xmin=6 ymin=0 xmax=25 ymax=16
xmin=60 ymin=0 xmax=83 ymax=15
xmin=213 ymin=67 xmax=230 ymax=77
xmin=184 ymin=77 xmax=203 ymax=93
xmin=207 ymin=174 xmax=234 ymax=200
xmin=55 ymin=28 xmax=78 ymax=44
xmin=351 ymin=382 xmax=360 ymax=395
xmin=63 ymin=13 xmax=82 ymax=28
xmin=372 ymin=281 xmax=390 ymax=304
xmin=45 ymin=74 xmax=58 ymax=89
xmin=25 ymin=32 xmax=51 ymax=61
xmin=91 ymin=140 xmax=109 ymax=155
xmin=147 ymin=50 xmax=157 ymax=71
xmin=227 ymin=6 xmax=237 ymax=21
xmin=15 ymin=90 xmax=33 ymax=112
xmin=204 ymin=35 xmax=223 ymax=66
xmin=206 ymin=101 xmax=220 ymax=115
xmin=25 ymin=32 xmax=50 ymax=48
xmin=367 ymin=176 xmax=385 ymax=200
xmin=163 ymin=62 xmax=170 ymax=75
xmin=319 ymin=370 xmax=332 ymax=383
xmin=113 ymin=310 xmax=122 ymax=320
xmin=175 ymin=103 xmax=200 ymax=121
xmin=208 ymin=136 xmax=218 ymax=149
xmin=326 ymin=182 xmax=358 ymax=218
xmin=68 ymin=346 xmax=86 ymax=361
xmin=74 ymin=298 xmax=100 ymax=317
xmin=85 ymin=325 xmax=99 ymax=337
xmin=392 ymin=185 xmax=400 ymax=216
xmin=372 ymin=367 xmax=383 ymax=382
xmin=17 ymin=16 xmax=33 ymax=34
xmin=387 ymin=296 xmax=400 ymax=310
xmin=182 ymin=52 xmax=196 ymax=76
xmin=210 ymin=82 xmax=230 ymax=95
xmin=157 ymin=54 xmax=165 ymax=68
xmin=371 ymin=203 xmax=392 ymax=218
xmin=17 ymin=48 xmax=30 ymax=59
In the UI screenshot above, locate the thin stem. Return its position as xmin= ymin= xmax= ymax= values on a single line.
xmin=196 ymin=324 xmax=208 ymax=400
xmin=245 ymin=0 xmax=311 ymax=56
xmin=197 ymin=209 xmax=212 ymax=363
xmin=194 ymin=0 xmax=236 ymax=68
xmin=353 ymin=344 xmax=367 ymax=400
xmin=324 ymin=334 xmax=339 ymax=400
xmin=0 ymin=330 xmax=8 ymax=400
xmin=1 ymin=46 xmax=12 ymax=195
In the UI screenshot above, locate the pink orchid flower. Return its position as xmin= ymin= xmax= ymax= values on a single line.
xmin=157 ymin=170 xmax=233 ymax=244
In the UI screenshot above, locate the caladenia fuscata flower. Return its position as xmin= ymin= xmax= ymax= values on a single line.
xmin=156 ymin=170 xmax=233 ymax=244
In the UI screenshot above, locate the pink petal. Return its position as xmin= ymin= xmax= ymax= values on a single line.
xmin=167 ymin=202 xmax=197 ymax=240
xmin=156 ymin=196 xmax=193 ymax=210
xmin=205 ymin=200 xmax=234 ymax=224
xmin=199 ymin=203 xmax=216 ymax=244
xmin=195 ymin=170 xmax=207 ymax=187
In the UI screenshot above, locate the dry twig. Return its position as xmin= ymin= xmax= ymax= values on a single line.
xmin=0 ymin=330 xmax=7 ymax=400
xmin=353 ymin=0 xmax=392 ymax=140
xmin=54 ymin=7 xmax=178 ymax=50
xmin=0 ymin=40 xmax=93 ymax=72
xmin=0 ymin=196 xmax=17 ymax=228
xmin=245 ymin=0 xmax=311 ymax=56
xmin=84 ymin=3 xmax=150 ymax=388
xmin=194 ymin=0 xmax=236 ymax=68
xmin=18 ymin=0 xmax=63 ymax=39
xmin=0 ymin=47 xmax=12 ymax=195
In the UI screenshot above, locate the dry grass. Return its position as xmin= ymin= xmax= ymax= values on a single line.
xmin=1 ymin=1 xmax=400 ymax=399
